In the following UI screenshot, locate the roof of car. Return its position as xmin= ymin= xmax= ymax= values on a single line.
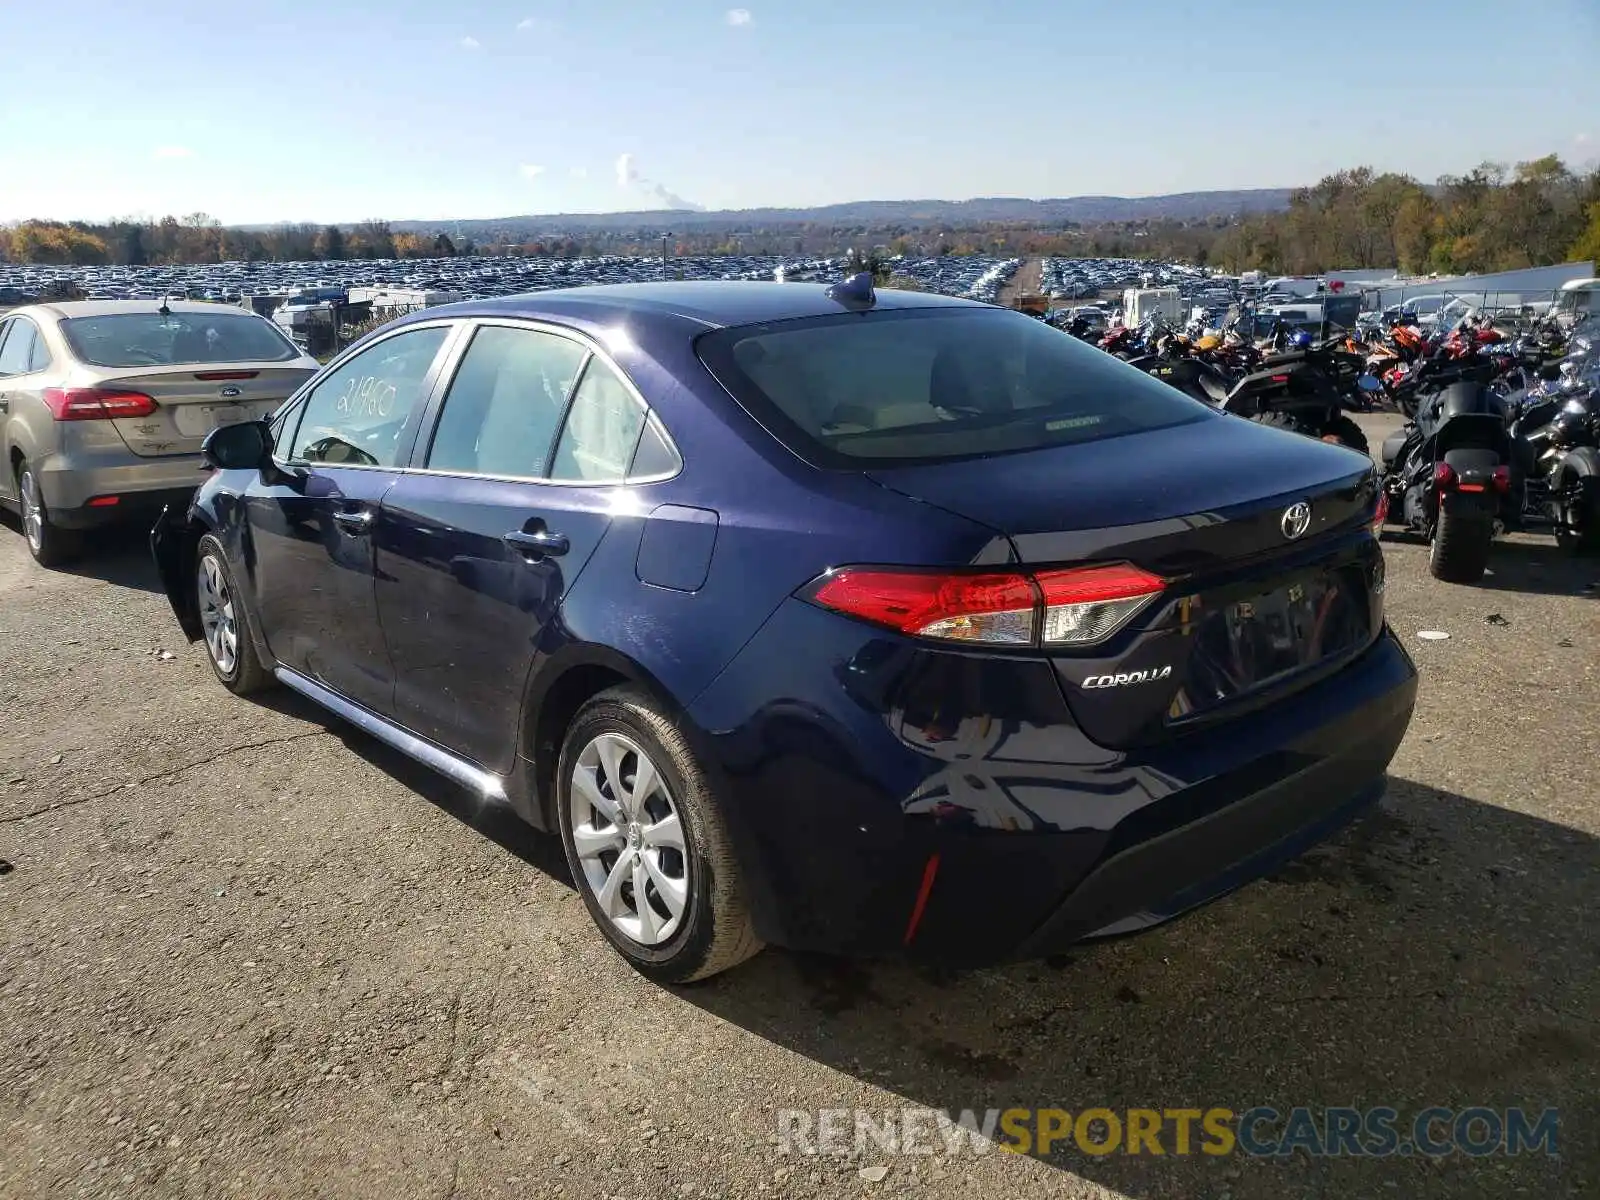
xmin=18 ymin=299 xmax=261 ymax=321
xmin=423 ymin=280 xmax=986 ymax=331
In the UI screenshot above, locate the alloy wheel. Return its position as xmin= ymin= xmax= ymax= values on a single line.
xmin=568 ymin=732 xmax=689 ymax=946
xmin=197 ymin=553 xmax=239 ymax=676
xmin=19 ymin=470 xmax=43 ymax=554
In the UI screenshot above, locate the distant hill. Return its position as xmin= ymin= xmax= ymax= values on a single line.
xmin=388 ymin=190 xmax=1294 ymax=237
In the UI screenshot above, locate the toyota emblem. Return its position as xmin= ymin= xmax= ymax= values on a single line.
xmin=1281 ymin=501 xmax=1312 ymax=540
xmin=219 ymin=386 xmax=242 ymax=398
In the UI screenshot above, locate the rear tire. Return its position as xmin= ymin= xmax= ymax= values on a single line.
xmin=1429 ymin=507 xmax=1493 ymax=582
xmin=1553 ymin=473 xmax=1600 ymax=556
xmin=15 ymin=460 xmax=81 ymax=568
xmin=195 ymin=534 xmax=274 ymax=694
xmin=557 ymin=685 xmax=762 ymax=983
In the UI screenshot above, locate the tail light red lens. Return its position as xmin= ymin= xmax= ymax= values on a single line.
xmin=41 ymin=387 xmax=158 ymax=421
xmin=193 ymin=370 xmax=259 ymax=381
xmin=1434 ymin=462 xmax=1457 ymax=490
xmin=1372 ymin=489 xmax=1389 ymax=531
xmin=805 ymin=563 xmax=1165 ymax=648
xmin=1491 ymin=465 xmax=1512 ymax=494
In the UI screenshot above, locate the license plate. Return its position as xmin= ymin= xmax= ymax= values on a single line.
xmin=210 ymin=405 xmax=246 ymax=429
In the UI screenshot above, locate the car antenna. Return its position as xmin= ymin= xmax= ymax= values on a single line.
xmin=827 ymin=271 xmax=876 ymax=311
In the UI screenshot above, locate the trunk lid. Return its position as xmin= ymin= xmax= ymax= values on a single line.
xmin=98 ymin=365 xmax=315 ymax=458
xmin=867 ymin=415 xmax=1386 ymax=747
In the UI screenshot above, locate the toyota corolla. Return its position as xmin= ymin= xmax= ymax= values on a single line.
xmin=152 ymin=278 xmax=1417 ymax=983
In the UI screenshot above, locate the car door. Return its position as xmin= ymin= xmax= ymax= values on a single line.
xmin=242 ymin=321 xmax=458 ymax=715
xmin=374 ymin=321 xmax=675 ymax=771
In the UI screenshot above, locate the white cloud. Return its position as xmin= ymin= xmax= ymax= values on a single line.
xmin=152 ymin=146 xmax=194 ymax=160
xmin=517 ymin=17 xmax=535 ymax=30
xmin=520 ymin=164 xmax=546 ymax=179
xmin=726 ymin=8 xmax=753 ymax=26
xmin=1577 ymin=132 xmax=1591 ymax=145
xmin=569 ymin=166 xmax=589 ymax=179
xmin=460 ymin=36 xmax=481 ymax=49
xmin=615 ymin=152 xmax=640 ymax=188
xmin=517 ymin=16 xmax=557 ymax=35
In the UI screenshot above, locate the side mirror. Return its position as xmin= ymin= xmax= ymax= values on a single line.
xmin=201 ymin=419 xmax=273 ymax=472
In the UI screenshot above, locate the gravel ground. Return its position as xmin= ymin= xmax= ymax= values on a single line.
xmin=2 ymin=412 xmax=1596 ymax=1199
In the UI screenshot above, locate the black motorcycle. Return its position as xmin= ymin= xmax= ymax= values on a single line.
xmin=1212 ymin=338 xmax=1376 ymax=452
xmin=1379 ymin=366 xmax=1514 ymax=582
xmin=1508 ymin=369 xmax=1600 ymax=555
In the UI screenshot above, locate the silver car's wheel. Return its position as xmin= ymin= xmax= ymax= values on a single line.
xmin=567 ymin=731 xmax=689 ymax=947
xmin=19 ymin=469 xmax=43 ymax=554
xmin=197 ymin=552 xmax=239 ymax=676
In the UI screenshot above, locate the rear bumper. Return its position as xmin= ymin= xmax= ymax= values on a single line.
xmin=36 ymin=454 xmax=206 ymax=529
xmin=687 ymin=600 xmax=1418 ymax=966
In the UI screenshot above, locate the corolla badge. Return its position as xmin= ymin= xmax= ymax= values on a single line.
xmin=1083 ymin=666 xmax=1173 ymax=689
xmin=1281 ymin=501 xmax=1312 ymax=540
xmin=219 ymin=386 xmax=242 ymax=398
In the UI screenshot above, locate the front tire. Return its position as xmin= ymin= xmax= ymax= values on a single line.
xmin=15 ymin=460 xmax=80 ymax=568
xmin=195 ymin=534 xmax=274 ymax=694
xmin=557 ymin=686 xmax=762 ymax=983
xmin=1429 ymin=506 xmax=1493 ymax=582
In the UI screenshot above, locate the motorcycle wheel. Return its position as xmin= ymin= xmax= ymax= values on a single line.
xmin=1553 ymin=472 xmax=1600 ymax=557
xmin=1319 ymin=416 xmax=1370 ymax=455
xmin=1429 ymin=507 xmax=1493 ymax=583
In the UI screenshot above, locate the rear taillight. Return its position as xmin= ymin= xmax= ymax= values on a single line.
xmin=805 ymin=563 xmax=1165 ymax=648
xmin=1491 ymin=465 xmax=1512 ymax=494
xmin=1372 ymin=489 xmax=1389 ymax=531
xmin=1434 ymin=462 xmax=1457 ymax=490
xmin=41 ymin=387 xmax=157 ymax=421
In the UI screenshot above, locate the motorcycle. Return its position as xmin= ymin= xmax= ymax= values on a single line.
xmin=1379 ymin=363 xmax=1515 ymax=583
xmin=1210 ymin=330 xmax=1377 ymax=452
xmin=1506 ymin=337 xmax=1600 ymax=554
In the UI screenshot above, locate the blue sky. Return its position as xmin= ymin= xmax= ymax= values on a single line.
xmin=2 ymin=0 xmax=1596 ymax=224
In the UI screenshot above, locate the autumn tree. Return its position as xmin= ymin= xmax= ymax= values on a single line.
xmin=315 ymin=225 xmax=346 ymax=260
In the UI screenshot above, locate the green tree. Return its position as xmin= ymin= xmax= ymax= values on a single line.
xmin=316 ymin=225 xmax=346 ymax=260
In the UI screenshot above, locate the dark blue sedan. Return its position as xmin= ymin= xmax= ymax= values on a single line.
xmin=152 ymin=278 xmax=1417 ymax=982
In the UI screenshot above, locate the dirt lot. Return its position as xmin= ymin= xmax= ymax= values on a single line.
xmin=2 ymin=413 xmax=1597 ymax=1199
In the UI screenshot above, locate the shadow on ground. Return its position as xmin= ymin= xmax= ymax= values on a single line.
xmin=1379 ymin=530 xmax=1599 ymax=600
xmin=667 ymin=780 xmax=1597 ymax=1198
xmin=256 ymin=687 xmax=573 ymax=886
xmin=0 ymin=510 xmax=165 ymax=594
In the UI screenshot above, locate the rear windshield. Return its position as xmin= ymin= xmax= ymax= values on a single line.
xmin=60 ymin=311 xmax=300 ymax=368
xmin=697 ymin=306 xmax=1210 ymax=467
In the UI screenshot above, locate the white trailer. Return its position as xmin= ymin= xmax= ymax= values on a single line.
xmin=1121 ymin=286 xmax=1183 ymax=328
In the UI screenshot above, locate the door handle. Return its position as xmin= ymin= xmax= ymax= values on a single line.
xmin=332 ymin=509 xmax=374 ymax=534
xmin=503 ymin=528 xmax=569 ymax=558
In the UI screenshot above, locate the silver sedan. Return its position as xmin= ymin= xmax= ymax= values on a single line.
xmin=0 ymin=300 xmax=319 ymax=565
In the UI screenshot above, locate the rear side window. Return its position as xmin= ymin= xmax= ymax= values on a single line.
xmin=550 ymin=358 xmax=647 ymax=482
xmin=426 ymin=325 xmax=588 ymax=478
xmin=697 ymin=307 xmax=1209 ymax=468
xmin=287 ymin=325 xmax=450 ymax=467
xmin=60 ymin=311 xmax=299 ymax=367
xmin=0 ymin=318 xmax=45 ymax=376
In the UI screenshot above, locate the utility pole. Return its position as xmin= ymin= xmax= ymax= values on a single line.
xmin=661 ymin=232 xmax=671 ymax=278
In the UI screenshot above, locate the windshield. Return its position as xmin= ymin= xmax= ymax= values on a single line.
xmin=697 ymin=306 xmax=1210 ymax=468
xmin=61 ymin=311 xmax=301 ymax=368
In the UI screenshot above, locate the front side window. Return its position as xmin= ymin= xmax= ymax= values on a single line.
xmin=697 ymin=306 xmax=1209 ymax=468
xmin=0 ymin=318 xmax=43 ymax=377
xmin=550 ymin=357 xmax=647 ymax=482
xmin=59 ymin=311 xmax=300 ymax=368
xmin=426 ymin=325 xmax=589 ymax=478
xmin=287 ymin=325 xmax=451 ymax=467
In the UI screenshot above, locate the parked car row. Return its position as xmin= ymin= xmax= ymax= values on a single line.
xmin=2 ymin=252 xmax=1028 ymax=310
